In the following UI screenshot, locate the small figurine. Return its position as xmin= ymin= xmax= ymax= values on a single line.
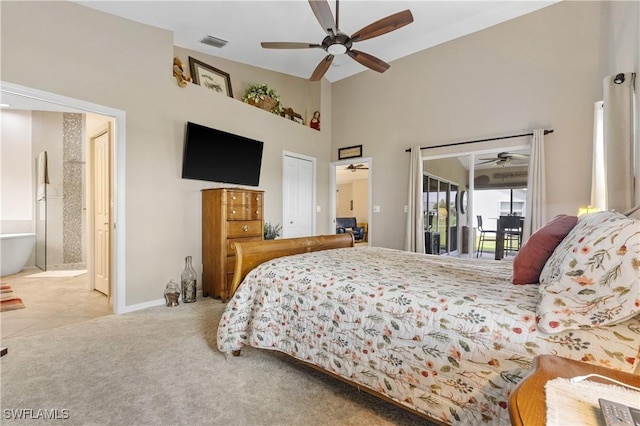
xmin=173 ymin=56 xmax=192 ymax=88
xmin=310 ymin=111 xmax=320 ymax=131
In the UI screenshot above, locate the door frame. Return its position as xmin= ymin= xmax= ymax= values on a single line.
xmin=330 ymin=157 xmax=373 ymax=246
xmin=1 ymin=81 xmax=127 ymax=314
xmin=282 ymin=150 xmax=317 ymax=236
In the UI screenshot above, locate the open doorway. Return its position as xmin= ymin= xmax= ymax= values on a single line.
xmin=330 ymin=158 xmax=372 ymax=246
xmin=1 ymin=82 xmax=126 ymax=325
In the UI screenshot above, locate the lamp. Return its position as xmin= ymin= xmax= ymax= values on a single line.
xmin=613 ymin=73 xmax=625 ymax=84
xmin=578 ymin=206 xmax=600 ymax=216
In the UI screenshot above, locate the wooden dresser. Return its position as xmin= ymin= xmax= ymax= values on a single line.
xmin=202 ymin=188 xmax=263 ymax=301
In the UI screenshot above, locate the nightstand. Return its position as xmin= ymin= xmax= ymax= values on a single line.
xmin=509 ymin=355 xmax=640 ymax=426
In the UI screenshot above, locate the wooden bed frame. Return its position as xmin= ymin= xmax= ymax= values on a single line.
xmin=229 ymin=233 xmax=355 ymax=297
xmin=227 ymin=233 xmax=444 ymax=424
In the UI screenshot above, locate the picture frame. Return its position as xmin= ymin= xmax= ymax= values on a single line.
xmin=282 ymin=107 xmax=305 ymax=125
xmin=188 ymin=57 xmax=233 ymax=98
xmin=338 ymin=145 xmax=363 ymax=160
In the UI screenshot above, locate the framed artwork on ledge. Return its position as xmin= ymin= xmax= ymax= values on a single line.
xmin=188 ymin=57 xmax=233 ymax=98
xmin=338 ymin=145 xmax=363 ymax=160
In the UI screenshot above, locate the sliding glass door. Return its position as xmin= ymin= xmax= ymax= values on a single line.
xmin=423 ymin=175 xmax=458 ymax=255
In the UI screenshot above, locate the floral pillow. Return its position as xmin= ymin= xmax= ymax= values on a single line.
xmin=537 ymin=210 xmax=640 ymax=334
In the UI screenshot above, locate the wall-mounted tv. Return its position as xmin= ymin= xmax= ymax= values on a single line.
xmin=182 ymin=121 xmax=264 ymax=186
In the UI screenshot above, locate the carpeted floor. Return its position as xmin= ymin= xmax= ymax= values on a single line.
xmin=1 ymin=285 xmax=25 ymax=312
xmin=0 ymin=298 xmax=435 ymax=426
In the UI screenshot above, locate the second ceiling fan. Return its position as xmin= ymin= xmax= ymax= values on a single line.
xmin=261 ymin=0 xmax=414 ymax=81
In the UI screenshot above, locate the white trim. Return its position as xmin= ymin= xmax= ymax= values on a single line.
xmin=330 ymin=157 xmax=373 ymax=246
xmin=1 ymin=81 xmax=127 ymax=314
xmin=282 ymin=150 xmax=317 ymax=235
xmin=118 ymin=298 xmax=166 ymax=314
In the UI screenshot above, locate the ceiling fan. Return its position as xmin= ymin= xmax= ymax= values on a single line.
xmin=478 ymin=152 xmax=529 ymax=167
xmin=261 ymin=0 xmax=414 ymax=81
xmin=345 ymin=163 xmax=369 ymax=172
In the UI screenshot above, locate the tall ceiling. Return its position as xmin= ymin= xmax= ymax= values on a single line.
xmin=76 ymin=1 xmax=557 ymax=82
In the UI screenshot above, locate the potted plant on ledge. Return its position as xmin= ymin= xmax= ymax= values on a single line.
xmin=241 ymin=83 xmax=283 ymax=115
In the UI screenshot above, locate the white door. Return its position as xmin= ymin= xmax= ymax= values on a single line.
xmin=282 ymin=153 xmax=315 ymax=238
xmin=92 ymin=125 xmax=111 ymax=296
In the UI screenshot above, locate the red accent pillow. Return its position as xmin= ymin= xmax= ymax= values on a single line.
xmin=512 ymin=215 xmax=578 ymax=284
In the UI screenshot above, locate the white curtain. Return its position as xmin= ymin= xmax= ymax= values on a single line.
xmin=591 ymin=101 xmax=606 ymax=211
xmin=523 ymin=129 xmax=546 ymax=241
xmin=603 ymin=73 xmax=636 ymax=212
xmin=404 ymin=145 xmax=424 ymax=253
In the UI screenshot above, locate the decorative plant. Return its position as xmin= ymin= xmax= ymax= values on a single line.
xmin=263 ymin=222 xmax=282 ymax=240
xmin=241 ymin=83 xmax=283 ymax=115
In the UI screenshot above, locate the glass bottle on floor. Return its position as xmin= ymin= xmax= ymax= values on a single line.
xmin=181 ymin=256 xmax=197 ymax=303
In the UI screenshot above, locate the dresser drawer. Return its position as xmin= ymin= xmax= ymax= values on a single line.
xmin=227 ymin=220 xmax=262 ymax=238
xmin=227 ymin=205 xmax=262 ymax=221
xmin=226 ymin=237 xmax=262 ymax=256
xmin=227 ymin=191 xmax=263 ymax=206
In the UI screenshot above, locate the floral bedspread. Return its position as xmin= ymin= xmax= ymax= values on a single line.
xmin=217 ymin=247 xmax=640 ymax=425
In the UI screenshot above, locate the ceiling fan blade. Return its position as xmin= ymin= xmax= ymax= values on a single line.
xmin=477 ymin=159 xmax=497 ymax=165
xmin=347 ymin=50 xmax=390 ymax=73
xmin=310 ymin=55 xmax=334 ymax=81
xmin=309 ymin=0 xmax=336 ymax=36
xmin=509 ymin=153 xmax=530 ymax=160
xmin=351 ymin=10 xmax=414 ymax=42
xmin=261 ymin=42 xmax=322 ymax=49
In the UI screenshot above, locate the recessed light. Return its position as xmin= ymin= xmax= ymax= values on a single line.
xmin=0 ymin=103 xmax=11 ymax=108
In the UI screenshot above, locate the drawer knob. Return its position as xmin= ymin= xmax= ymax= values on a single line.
xmin=242 ymin=225 xmax=249 ymax=232
xmin=232 ymin=210 xmax=236 ymax=214
xmin=256 ymin=210 xmax=259 ymax=214
xmin=232 ymin=196 xmax=236 ymax=200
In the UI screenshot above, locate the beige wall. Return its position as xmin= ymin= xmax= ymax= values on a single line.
xmin=332 ymin=1 xmax=639 ymax=249
xmin=1 ymin=1 xmax=332 ymax=306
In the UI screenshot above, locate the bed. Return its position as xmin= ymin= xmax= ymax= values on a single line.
xmin=217 ymin=212 xmax=640 ymax=425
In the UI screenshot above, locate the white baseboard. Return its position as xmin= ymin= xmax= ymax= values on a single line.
xmin=117 ymin=289 xmax=207 ymax=314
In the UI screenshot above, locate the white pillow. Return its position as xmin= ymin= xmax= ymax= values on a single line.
xmin=537 ymin=210 xmax=640 ymax=334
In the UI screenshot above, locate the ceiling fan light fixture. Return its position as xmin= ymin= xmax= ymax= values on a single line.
xmin=327 ymin=43 xmax=347 ymax=55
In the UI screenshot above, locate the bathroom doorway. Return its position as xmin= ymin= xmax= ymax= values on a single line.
xmin=1 ymin=82 xmax=126 ymax=314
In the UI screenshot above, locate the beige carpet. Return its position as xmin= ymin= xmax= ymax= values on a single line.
xmin=0 ymin=298 xmax=433 ymax=425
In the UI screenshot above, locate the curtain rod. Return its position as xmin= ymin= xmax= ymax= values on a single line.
xmin=404 ymin=129 xmax=554 ymax=152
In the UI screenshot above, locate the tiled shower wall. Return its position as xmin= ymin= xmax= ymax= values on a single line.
xmin=62 ymin=113 xmax=85 ymax=264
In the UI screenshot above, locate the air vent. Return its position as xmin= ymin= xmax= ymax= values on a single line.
xmin=200 ymin=35 xmax=228 ymax=48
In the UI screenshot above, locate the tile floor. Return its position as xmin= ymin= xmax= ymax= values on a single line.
xmin=0 ymin=266 xmax=112 ymax=340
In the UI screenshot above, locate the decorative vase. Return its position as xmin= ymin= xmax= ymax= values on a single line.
xmin=164 ymin=280 xmax=180 ymax=307
xmin=181 ymin=256 xmax=197 ymax=303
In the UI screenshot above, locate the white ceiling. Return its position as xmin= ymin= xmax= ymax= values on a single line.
xmin=75 ymin=0 xmax=557 ymax=82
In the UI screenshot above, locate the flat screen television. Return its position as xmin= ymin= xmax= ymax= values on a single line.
xmin=182 ymin=121 xmax=264 ymax=186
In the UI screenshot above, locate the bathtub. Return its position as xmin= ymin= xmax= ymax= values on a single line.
xmin=1 ymin=233 xmax=36 ymax=277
